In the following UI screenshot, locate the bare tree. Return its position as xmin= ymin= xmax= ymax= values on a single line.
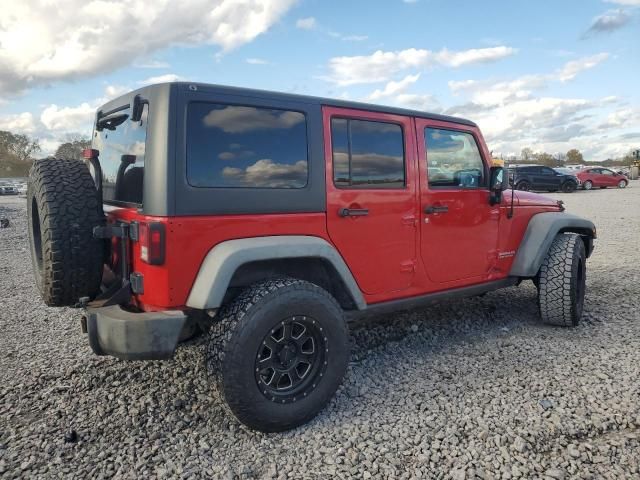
xmin=54 ymin=135 xmax=92 ymax=160
xmin=0 ymin=130 xmax=41 ymax=161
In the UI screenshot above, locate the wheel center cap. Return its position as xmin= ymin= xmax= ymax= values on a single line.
xmin=278 ymin=343 xmax=297 ymax=366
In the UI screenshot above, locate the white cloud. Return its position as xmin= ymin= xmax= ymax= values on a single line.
xmin=296 ymin=17 xmax=316 ymax=30
xmin=134 ymin=59 xmax=170 ymax=69
xmin=40 ymin=103 xmax=95 ymax=133
xmin=557 ymin=53 xmax=610 ymax=81
xmin=246 ymin=58 xmax=270 ymax=65
xmin=364 ymin=73 xmax=439 ymax=111
xmin=0 ymin=0 xmax=297 ymax=96
xmin=0 ymin=112 xmax=37 ymax=134
xmin=222 ymin=159 xmax=308 ymax=187
xmin=104 ymin=85 xmax=130 ymax=100
xmin=599 ymin=107 xmax=640 ymax=129
xmin=137 ymin=74 xmax=187 ymax=85
xmin=324 ymin=46 xmax=517 ymax=85
xmin=440 ymin=52 xmax=637 ymax=160
xmin=395 ymin=93 xmax=440 ymax=111
xmin=448 ymin=54 xmax=610 ymax=107
xmin=367 ymin=74 xmax=421 ymax=100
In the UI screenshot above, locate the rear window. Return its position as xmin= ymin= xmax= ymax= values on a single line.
xmin=93 ymin=104 xmax=148 ymax=205
xmin=186 ymin=103 xmax=308 ymax=188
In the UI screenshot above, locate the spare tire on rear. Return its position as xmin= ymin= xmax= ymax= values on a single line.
xmin=28 ymin=158 xmax=104 ymax=307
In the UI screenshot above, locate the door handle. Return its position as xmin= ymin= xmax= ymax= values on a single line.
xmin=338 ymin=207 xmax=369 ymax=217
xmin=424 ymin=205 xmax=449 ymax=214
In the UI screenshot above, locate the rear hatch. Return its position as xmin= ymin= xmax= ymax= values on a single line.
xmin=91 ymin=99 xmax=149 ymax=293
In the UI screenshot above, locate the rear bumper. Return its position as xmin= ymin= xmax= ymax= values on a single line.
xmin=85 ymin=305 xmax=186 ymax=360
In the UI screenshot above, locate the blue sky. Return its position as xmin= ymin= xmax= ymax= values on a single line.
xmin=0 ymin=0 xmax=638 ymax=160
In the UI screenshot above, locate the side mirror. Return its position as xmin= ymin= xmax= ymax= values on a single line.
xmin=489 ymin=166 xmax=508 ymax=205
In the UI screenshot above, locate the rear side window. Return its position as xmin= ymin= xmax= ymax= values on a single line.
xmin=93 ymin=104 xmax=148 ymax=205
xmin=425 ymin=128 xmax=485 ymax=188
xmin=187 ymin=103 xmax=308 ymax=188
xmin=331 ymin=118 xmax=405 ymax=188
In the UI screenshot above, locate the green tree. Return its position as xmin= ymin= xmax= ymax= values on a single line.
xmin=566 ymin=149 xmax=584 ymax=165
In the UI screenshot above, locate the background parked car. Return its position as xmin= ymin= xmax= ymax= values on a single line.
xmin=576 ymin=167 xmax=628 ymax=190
xmin=0 ymin=184 xmax=19 ymax=195
xmin=509 ymin=165 xmax=579 ymax=193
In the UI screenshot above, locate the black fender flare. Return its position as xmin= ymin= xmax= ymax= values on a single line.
xmin=185 ymin=236 xmax=366 ymax=310
xmin=509 ymin=212 xmax=596 ymax=278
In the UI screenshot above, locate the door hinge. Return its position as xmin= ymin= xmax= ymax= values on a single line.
xmin=400 ymin=260 xmax=417 ymax=273
xmin=93 ymin=222 xmax=138 ymax=240
xmin=130 ymin=272 xmax=144 ymax=294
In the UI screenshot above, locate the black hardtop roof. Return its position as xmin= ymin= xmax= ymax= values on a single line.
xmin=99 ymin=82 xmax=477 ymax=128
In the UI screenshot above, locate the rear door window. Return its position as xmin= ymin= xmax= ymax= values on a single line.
xmin=93 ymin=104 xmax=148 ymax=205
xmin=331 ymin=118 xmax=405 ymax=188
xmin=186 ymin=103 xmax=308 ymax=188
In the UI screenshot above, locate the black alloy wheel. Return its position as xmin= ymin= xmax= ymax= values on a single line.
xmin=255 ymin=316 xmax=327 ymax=403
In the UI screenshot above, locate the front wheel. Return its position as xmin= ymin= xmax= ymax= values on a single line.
xmin=537 ymin=233 xmax=586 ymax=327
xmin=583 ymin=180 xmax=593 ymax=190
xmin=618 ymin=179 xmax=628 ymax=188
xmin=516 ymin=181 xmax=531 ymax=191
xmin=207 ymin=278 xmax=349 ymax=432
xmin=561 ymin=181 xmax=577 ymax=193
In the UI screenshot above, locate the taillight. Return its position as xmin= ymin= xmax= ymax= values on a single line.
xmin=138 ymin=222 xmax=165 ymax=265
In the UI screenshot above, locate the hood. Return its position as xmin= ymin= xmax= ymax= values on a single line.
xmin=513 ymin=190 xmax=561 ymax=208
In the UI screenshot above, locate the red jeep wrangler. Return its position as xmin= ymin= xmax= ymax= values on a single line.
xmin=27 ymin=82 xmax=596 ymax=432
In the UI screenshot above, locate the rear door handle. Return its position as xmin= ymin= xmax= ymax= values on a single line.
xmin=424 ymin=205 xmax=449 ymax=214
xmin=338 ymin=207 xmax=369 ymax=217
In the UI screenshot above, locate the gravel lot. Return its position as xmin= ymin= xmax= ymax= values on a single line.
xmin=1 ymin=184 xmax=640 ymax=479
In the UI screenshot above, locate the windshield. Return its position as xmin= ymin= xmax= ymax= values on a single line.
xmin=92 ymin=104 xmax=148 ymax=206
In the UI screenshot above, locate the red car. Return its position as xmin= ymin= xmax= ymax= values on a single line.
xmin=576 ymin=167 xmax=628 ymax=190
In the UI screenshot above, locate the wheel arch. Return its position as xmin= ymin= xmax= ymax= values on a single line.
xmin=185 ymin=236 xmax=366 ymax=311
xmin=509 ymin=212 xmax=596 ymax=278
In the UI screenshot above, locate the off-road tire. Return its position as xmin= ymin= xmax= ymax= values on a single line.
xmin=583 ymin=180 xmax=593 ymax=190
xmin=516 ymin=181 xmax=531 ymax=191
xmin=561 ymin=181 xmax=576 ymax=193
xmin=206 ymin=277 xmax=349 ymax=432
xmin=27 ymin=158 xmax=104 ymax=307
xmin=537 ymin=233 xmax=586 ymax=327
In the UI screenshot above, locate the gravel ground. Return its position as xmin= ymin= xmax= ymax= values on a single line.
xmin=1 ymin=184 xmax=640 ymax=479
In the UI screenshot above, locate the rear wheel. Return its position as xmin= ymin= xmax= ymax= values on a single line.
xmin=27 ymin=158 xmax=104 ymax=306
xmin=537 ymin=233 xmax=586 ymax=327
xmin=516 ymin=181 xmax=531 ymax=191
xmin=561 ymin=181 xmax=576 ymax=193
xmin=207 ymin=277 xmax=349 ymax=432
xmin=618 ymin=179 xmax=627 ymax=188
xmin=583 ymin=180 xmax=593 ymax=190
